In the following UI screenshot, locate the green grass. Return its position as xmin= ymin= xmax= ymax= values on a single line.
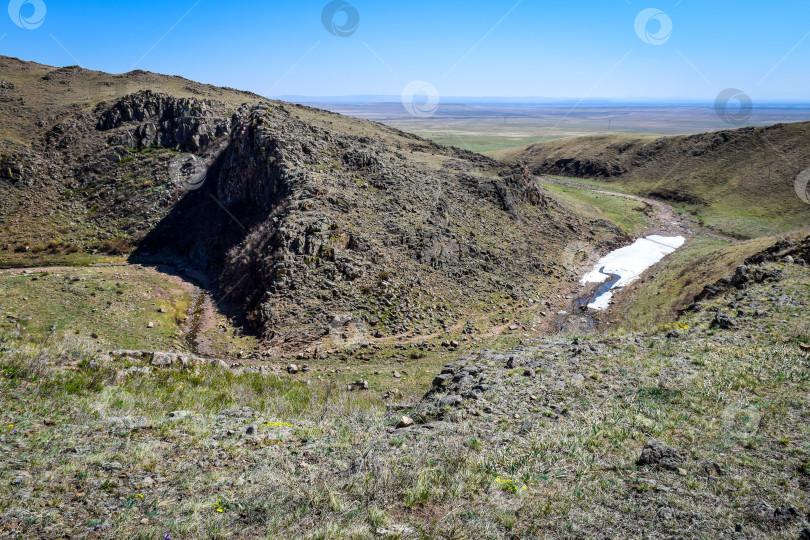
xmin=0 ymin=252 xmax=128 ymax=270
xmin=0 ymin=261 xmax=807 ymax=538
xmin=0 ymin=266 xmax=191 ymax=351
xmin=542 ymin=180 xmax=652 ymax=234
xmin=614 ymin=235 xmax=779 ymax=330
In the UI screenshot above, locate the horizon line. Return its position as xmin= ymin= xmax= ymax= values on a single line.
xmin=276 ymin=95 xmax=810 ymax=107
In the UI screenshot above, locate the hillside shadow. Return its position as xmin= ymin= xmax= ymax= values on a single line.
xmin=128 ymin=160 xmax=267 ymax=341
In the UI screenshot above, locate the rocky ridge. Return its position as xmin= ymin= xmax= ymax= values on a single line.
xmin=0 ymin=56 xmax=631 ymax=349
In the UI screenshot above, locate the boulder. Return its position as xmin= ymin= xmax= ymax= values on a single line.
xmin=711 ymin=311 xmax=736 ymax=330
xmin=440 ymin=395 xmax=463 ymax=407
xmin=638 ymin=439 xmax=683 ymax=471
xmin=347 ymin=380 xmax=369 ymax=391
xmin=151 ymin=352 xmax=177 ymax=367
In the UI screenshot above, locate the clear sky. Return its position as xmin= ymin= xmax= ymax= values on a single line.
xmin=1 ymin=0 xmax=809 ymax=102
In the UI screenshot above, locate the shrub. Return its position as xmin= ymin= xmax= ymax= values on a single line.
xmin=99 ymin=237 xmax=131 ymax=255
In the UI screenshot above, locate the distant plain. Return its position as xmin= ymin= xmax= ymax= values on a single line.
xmin=300 ymin=102 xmax=810 ymax=155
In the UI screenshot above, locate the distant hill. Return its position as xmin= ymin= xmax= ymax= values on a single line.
xmin=502 ymin=123 xmax=810 ymax=238
xmin=0 ymin=56 xmax=626 ymax=348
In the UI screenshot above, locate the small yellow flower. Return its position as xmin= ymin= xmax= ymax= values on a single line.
xmin=216 ymin=508 xmax=223 ymax=513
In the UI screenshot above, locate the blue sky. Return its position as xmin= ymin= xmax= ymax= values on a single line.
xmin=1 ymin=0 xmax=809 ymax=101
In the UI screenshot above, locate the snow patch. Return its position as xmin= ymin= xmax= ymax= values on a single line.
xmin=580 ymin=235 xmax=685 ymax=311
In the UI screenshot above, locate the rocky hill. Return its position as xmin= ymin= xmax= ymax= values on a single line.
xmin=0 ymin=56 xmax=626 ymax=349
xmin=502 ymin=123 xmax=810 ymax=238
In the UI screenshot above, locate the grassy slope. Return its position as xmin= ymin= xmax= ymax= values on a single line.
xmin=0 ymin=267 xmax=191 ymax=351
xmin=540 ymin=181 xmax=651 ymax=235
xmin=502 ymin=125 xmax=810 ymax=239
xmin=611 ymin=235 xmax=775 ymax=330
xmin=0 ymin=258 xmax=807 ymax=538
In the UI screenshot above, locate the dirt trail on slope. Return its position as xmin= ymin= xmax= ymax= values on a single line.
xmin=543 ymin=176 xmax=736 ymax=242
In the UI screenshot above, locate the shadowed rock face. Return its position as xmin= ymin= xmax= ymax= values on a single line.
xmin=131 ymin=101 xmax=605 ymax=346
xmin=0 ymin=57 xmax=625 ymax=348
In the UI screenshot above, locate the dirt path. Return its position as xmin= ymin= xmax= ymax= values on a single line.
xmin=542 ymin=176 xmax=736 ymax=242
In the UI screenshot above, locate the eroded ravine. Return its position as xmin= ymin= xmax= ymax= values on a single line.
xmin=543 ymin=176 xmax=735 ymax=332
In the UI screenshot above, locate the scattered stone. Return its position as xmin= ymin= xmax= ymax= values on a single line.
xmin=711 ymin=311 xmax=736 ymax=330
xmin=698 ymin=459 xmax=725 ymax=477
xmin=638 ymin=439 xmax=683 ymax=471
xmin=799 ymin=527 xmax=810 ymax=540
xmin=440 ymin=394 xmax=463 ymax=407
xmin=10 ymin=471 xmax=31 ymax=486
xmin=392 ymin=371 xmax=401 ymax=378
xmin=396 ymin=416 xmax=414 ymax=429
xmin=347 ymin=379 xmax=369 ymax=391
xmin=245 ymin=425 xmax=257 ymax=435
xmin=286 ymin=364 xmax=300 ymax=374
xmin=376 ymin=525 xmax=415 ymax=536
xmin=730 ymin=265 xmax=750 ymax=289
xmin=151 ymin=352 xmax=176 ymax=367
xmin=167 ymin=410 xmax=194 ymax=419
xmin=147 ymin=322 xmax=154 ymax=329
xmin=432 ymin=373 xmax=452 ymax=387
xmin=208 ymin=358 xmax=229 ymax=369
xmin=43 ymin=419 xmax=54 ymax=426
xmin=657 ymin=507 xmax=674 ymax=521
xmin=523 ymin=368 xmax=536 ymax=378
xmin=746 ymin=500 xmax=800 ymax=525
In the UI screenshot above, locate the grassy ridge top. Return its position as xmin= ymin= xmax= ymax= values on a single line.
xmin=503 ymin=123 xmax=810 ymax=238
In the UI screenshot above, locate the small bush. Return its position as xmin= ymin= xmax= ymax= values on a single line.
xmin=99 ymin=237 xmax=131 ymax=256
